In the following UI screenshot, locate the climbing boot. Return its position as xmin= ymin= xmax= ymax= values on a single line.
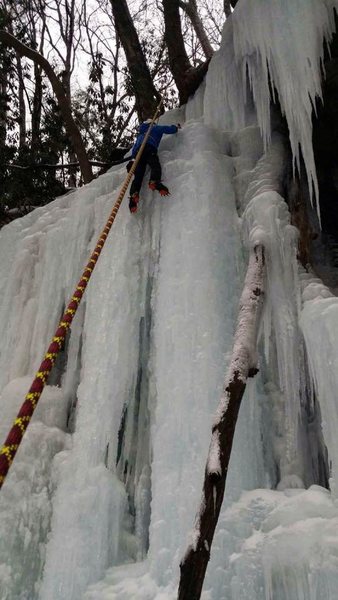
xmin=129 ymin=192 xmax=139 ymax=213
xmin=158 ymin=183 xmax=170 ymax=196
xmin=148 ymin=181 xmax=170 ymax=196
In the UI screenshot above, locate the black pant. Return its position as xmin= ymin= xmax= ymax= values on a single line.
xmin=130 ymin=144 xmax=162 ymax=196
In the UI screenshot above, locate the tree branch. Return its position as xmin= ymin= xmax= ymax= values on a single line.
xmin=178 ymin=0 xmax=214 ymax=59
xmin=5 ymin=157 xmax=131 ymax=170
xmin=162 ymin=0 xmax=210 ymax=104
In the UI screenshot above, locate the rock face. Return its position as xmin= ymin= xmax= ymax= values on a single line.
xmin=310 ymin=21 xmax=338 ymax=286
xmin=284 ymin=21 xmax=338 ymax=289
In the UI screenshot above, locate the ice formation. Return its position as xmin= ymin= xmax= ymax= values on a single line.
xmin=1 ymin=0 xmax=338 ymax=599
xmin=205 ymin=0 xmax=338 ymax=209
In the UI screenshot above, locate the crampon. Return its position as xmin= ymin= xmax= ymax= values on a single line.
xmin=129 ymin=192 xmax=140 ymax=213
xmin=148 ymin=181 xmax=170 ymax=196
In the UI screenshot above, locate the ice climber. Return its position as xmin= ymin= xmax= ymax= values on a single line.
xmin=128 ymin=119 xmax=181 ymax=213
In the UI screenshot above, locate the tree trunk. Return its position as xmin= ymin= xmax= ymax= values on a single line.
xmin=178 ymin=245 xmax=265 ymax=600
xmin=31 ymin=63 xmax=42 ymax=152
xmin=224 ymin=0 xmax=232 ymax=17
xmin=162 ymin=0 xmax=210 ymax=105
xmin=62 ymin=73 xmax=77 ymax=186
xmin=110 ymin=0 xmax=161 ymax=120
xmin=0 ymin=65 xmax=8 ymax=149
xmin=163 ymin=0 xmax=191 ymax=99
xmin=179 ymin=0 xmax=214 ymax=59
xmin=16 ymin=52 xmax=26 ymax=149
xmin=0 ymin=30 xmax=94 ymax=184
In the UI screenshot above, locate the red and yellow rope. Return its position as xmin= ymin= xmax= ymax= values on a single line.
xmin=0 ymin=99 xmax=163 ymax=489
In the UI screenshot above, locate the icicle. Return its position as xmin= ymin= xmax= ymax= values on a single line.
xmin=205 ymin=0 xmax=338 ymax=219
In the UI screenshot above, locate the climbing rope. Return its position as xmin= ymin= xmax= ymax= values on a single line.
xmin=0 ymin=99 xmax=164 ymax=489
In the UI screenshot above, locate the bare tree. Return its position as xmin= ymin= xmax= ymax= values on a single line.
xmin=0 ymin=47 xmax=9 ymax=151
xmin=0 ymin=30 xmax=93 ymax=183
xmin=34 ymin=0 xmax=82 ymax=99
xmin=162 ymin=0 xmax=210 ymax=104
xmin=26 ymin=3 xmax=47 ymax=153
xmin=16 ymin=52 xmax=26 ymax=149
xmin=2 ymin=0 xmax=46 ymax=155
xmin=78 ymin=0 xmax=137 ymax=156
xmin=110 ymin=0 xmax=161 ymax=120
xmin=201 ymin=1 xmax=224 ymax=47
xmin=34 ymin=0 xmax=84 ymax=184
xmin=31 ymin=64 xmax=44 ymax=153
xmin=178 ymin=0 xmax=214 ymax=59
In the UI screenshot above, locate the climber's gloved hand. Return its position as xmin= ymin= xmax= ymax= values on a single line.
xmin=126 ymin=160 xmax=134 ymax=173
xmin=177 ymin=123 xmax=181 ymax=129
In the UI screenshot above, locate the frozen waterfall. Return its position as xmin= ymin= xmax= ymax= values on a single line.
xmin=1 ymin=1 xmax=338 ymax=599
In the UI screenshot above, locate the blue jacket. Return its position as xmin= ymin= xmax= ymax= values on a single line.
xmin=131 ymin=122 xmax=178 ymax=158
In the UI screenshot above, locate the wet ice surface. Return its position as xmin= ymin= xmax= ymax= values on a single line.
xmin=2 ymin=0 xmax=338 ymax=598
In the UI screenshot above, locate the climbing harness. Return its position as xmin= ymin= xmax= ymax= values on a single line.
xmin=0 ymin=99 xmax=164 ymax=489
